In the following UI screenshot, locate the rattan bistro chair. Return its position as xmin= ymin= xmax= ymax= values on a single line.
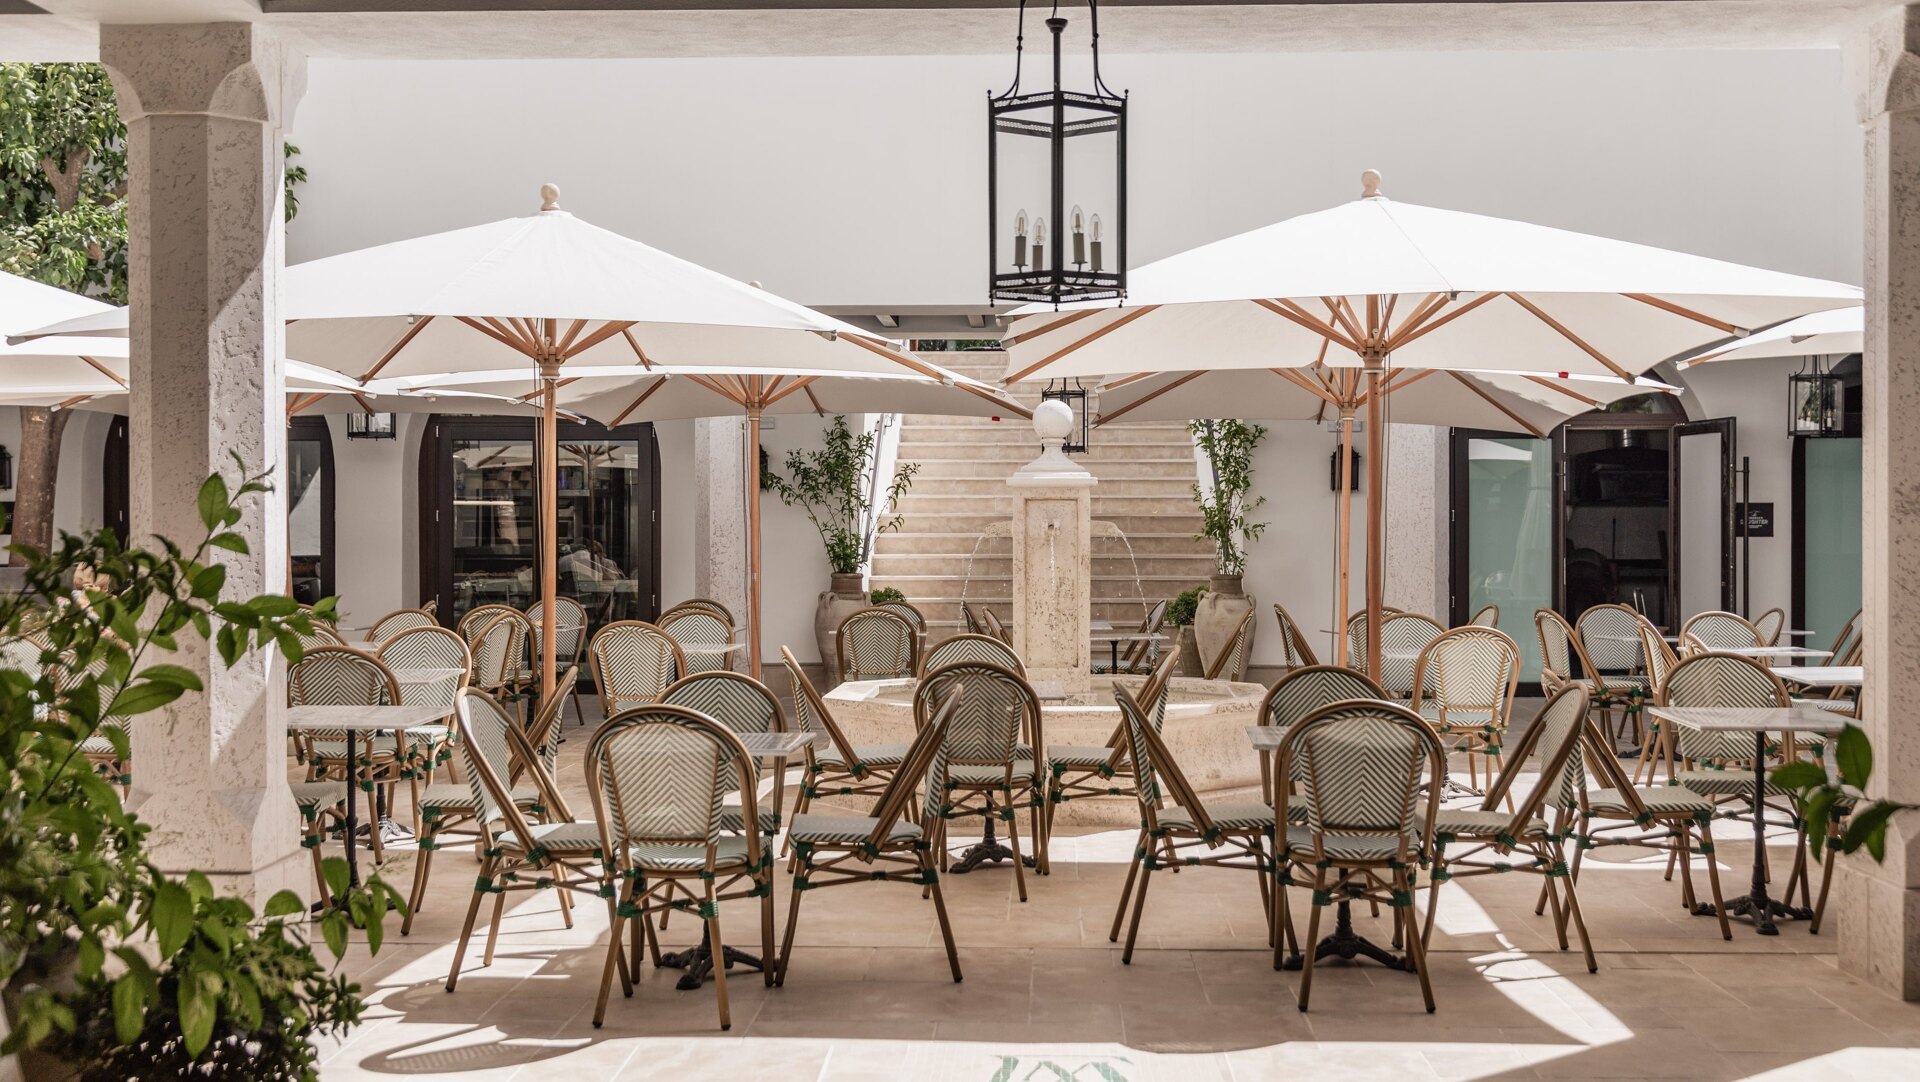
xmin=445 ymin=689 xmax=599 ymax=992
xmin=660 ymin=607 xmax=738 ymax=675
xmin=782 ymin=646 xmax=908 ymax=819
xmin=980 ymin=607 xmax=1013 ymax=647
xmin=914 ymin=660 xmax=1049 ymax=899
xmin=1679 ymin=611 xmax=1764 ymax=655
xmin=376 ymin=625 xmax=472 ymax=778
xmin=1537 ymin=607 xmax=1647 ymax=745
xmin=778 ymin=696 xmax=961 ymax=987
xmin=1753 ymin=607 xmax=1786 ymax=647
xmin=1116 ymin=599 xmax=1169 ymax=674
xmin=1468 ymin=604 xmax=1501 ymax=628
xmin=1053 ymin=651 xmax=1184 ymax=900
xmin=662 ymin=597 xmax=737 ymax=627
xmin=922 ymin=633 xmax=1024 ymax=677
xmin=1662 ymin=653 xmax=1799 ymax=833
xmin=1114 ymin=682 xmax=1273 ymax=964
xmin=1350 ymin=612 xmax=1444 ymax=696
xmin=1272 ymin=602 xmax=1320 ymax=669
xmin=368 ymin=607 xmax=437 ymax=642
xmin=664 ymin=671 xmax=788 ymax=838
xmin=1202 ymin=608 xmax=1256 ymax=682
xmin=878 ymin=600 xmax=928 ymax=636
xmin=589 ymin=621 xmax=685 ymax=718
xmin=287 ymin=648 xmax=412 ymax=857
xmin=838 ymin=607 xmax=919 ymax=681
xmin=1257 ymin=665 xmax=1386 ymax=810
xmin=1421 ymin=686 xmax=1598 ymax=973
xmin=527 ymin=596 xmax=590 ymax=721
xmin=587 ymin=705 xmax=776 ymax=1032
xmin=1408 ymin=625 xmax=1521 ymax=797
xmin=1632 ymin=622 xmax=1684 ymax=784
xmin=1277 ymin=700 xmax=1446 ymax=1013
xmin=468 ymin=612 xmax=521 ymax=700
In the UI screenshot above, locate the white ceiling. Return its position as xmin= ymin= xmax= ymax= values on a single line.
xmin=0 ymin=2 xmax=1889 ymax=62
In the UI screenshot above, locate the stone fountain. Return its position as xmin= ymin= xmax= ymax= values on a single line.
xmin=825 ymin=402 xmax=1267 ymax=827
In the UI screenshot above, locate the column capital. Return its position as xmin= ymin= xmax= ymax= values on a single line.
xmin=1853 ymin=4 xmax=1920 ymax=122
xmin=100 ymin=22 xmax=305 ymax=130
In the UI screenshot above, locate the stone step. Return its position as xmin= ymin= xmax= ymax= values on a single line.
xmin=885 ymin=511 xmax=1206 ymax=534
xmin=871 ymin=530 xmax=1210 ymax=556
xmin=893 ymin=475 xmax=1198 ymax=497
xmin=869 ymin=552 xmax=1214 ymax=577
xmin=897 ymin=440 xmax=1191 ymax=461
xmin=893 ymin=493 xmax=1204 ymax=514
xmin=864 ymin=573 xmax=1211 ymax=599
xmin=908 ymin=457 xmax=1196 ymax=481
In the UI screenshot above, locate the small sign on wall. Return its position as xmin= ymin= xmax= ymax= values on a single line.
xmin=1736 ymin=502 xmax=1774 ymax=538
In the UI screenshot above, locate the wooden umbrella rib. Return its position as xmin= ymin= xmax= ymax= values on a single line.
xmin=958 ymin=381 xmax=1033 ymax=419
xmin=766 ymin=375 xmax=821 ymax=407
xmin=78 ymin=356 xmax=126 ymax=387
xmin=608 ymin=377 xmax=670 ymax=427
xmin=55 ymin=393 xmax=93 ymax=411
xmin=1101 ymin=371 xmax=1160 ymax=391
xmin=1521 ymin=374 xmax=1602 ymax=407
xmin=1273 ymin=365 xmax=1341 ymax=406
xmin=685 ymin=372 xmax=743 ymax=403
xmin=1254 ymin=298 xmax=1358 ymax=354
xmin=555 ymin=318 xmax=590 ymax=354
xmin=1383 ymin=290 xmax=1499 ymax=351
xmin=1323 ymin=297 xmax=1364 ymax=345
xmin=360 ymin=314 xmax=436 ymax=381
xmin=1004 ymin=305 xmax=1160 ymax=384
xmin=287 ymin=392 xmax=326 ymax=416
xmin=1000 ymin=308 xmax=1100 ymax=347
xmin=1504 ymin=292 xmax=1636 ymax=380
xmin=802 ymin=385 xmax=826 ymax=415
xmin=1447 ymin=371 xmax=1546 ymax=438
xmin=621 ymin=328 xmax=655 ymax=368
xmin=1622 ymin=293 xmax=1742 ymax=334
xmin=1367 ymin=368 xmax=1436 ymax=406
xmin=1388 ymin=292 xmax=1447 ymax=343
xmin=1096 ymin=370 xmax=1206 ymax=425
xmin=460 ymin=316 xmax=533 ymax=356
xmin=563 ymin=319 xmax=638 ymax=359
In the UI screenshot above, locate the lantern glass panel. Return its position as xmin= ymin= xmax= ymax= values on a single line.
xmin=1788 ymin=372 xmax=1842 ymax=437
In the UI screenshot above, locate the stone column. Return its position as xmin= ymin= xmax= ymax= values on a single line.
xmin=693 ymin=416 xmax=749 ymax=622
xmin=1838 ymin=3 xmax=1920 ymax=1001
xmin=103 ymin=23 xmax=306 ymax=902
xmin=1383 ymin=424 xmax=1447 ymax=618
xmin=1009 ymin=403 xmax=1096 ymax=696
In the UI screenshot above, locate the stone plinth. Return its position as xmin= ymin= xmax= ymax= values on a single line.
xmin=823 ymin=675 xmax=1268 ymax=826
xmin=1007 ymin=402 xmax=1098 ymax=696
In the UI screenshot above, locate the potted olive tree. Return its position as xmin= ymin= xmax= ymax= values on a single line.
xmin=764 ymin=417 xmax=918 ymax=683
xmin=1189 ymin=420 xmax=1266 ymax=674
xmin=1164 ymin=584 xmax=1208 ymax=677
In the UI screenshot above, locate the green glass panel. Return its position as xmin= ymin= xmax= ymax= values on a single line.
xmin=1802 ymin=439 xmax=1862 ymax=651
xmin=1464 ymin=437 xmax=1553 ymax=682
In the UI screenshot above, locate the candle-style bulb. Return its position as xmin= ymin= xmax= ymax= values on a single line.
xmin=1071 ymin=204 xmax=1086 ymax=268
xmin=1091 ymin=213 xmax=1103 ymax=242
xmin=1090 ymin=212 xmax=1104 ymax=273
xmin=1032 ymin=217 xmax=1047 ymax=272
xmin=1012 ymin=208 xmax=1029 ymax=270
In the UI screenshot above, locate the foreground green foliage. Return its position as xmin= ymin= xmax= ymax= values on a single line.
xmin=1771 ymin=723 xmax=1914 ymax=863
xmin=1 ymin=457 xmax=402 ymax=1078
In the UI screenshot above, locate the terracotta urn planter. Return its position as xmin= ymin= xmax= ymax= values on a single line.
xmin=1194 ymin=573 xmax=1255 ymax=678
xmin=1171 ymin=625 xmax=1205 ymax=677
xmin=814 ymin=571 xmax=869 ymax=685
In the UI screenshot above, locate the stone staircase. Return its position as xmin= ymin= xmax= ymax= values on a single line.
xmin=869 ymin=351 xmax=1218 ymax=640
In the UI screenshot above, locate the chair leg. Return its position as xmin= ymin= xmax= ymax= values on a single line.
xmin=1110 ymin=830 xmax=1146 ymax=943
xmin=1297 ymin=868 xmax=1327 ymax=1012
xmin=776 ymin=857 xmax=806 ymax=988
xmin=1121 ymin=853 xmax=1153 ymax=965
xmin=403 ymin=840 xmax=435 ymax=936
xmin=925 ymin=848 xmax=962 ymax=983
xmin=759 ymin=867 xmax=777 ymax=988
xmin=1002 ymin=799 xmax=1029 ymax=904
xmin=1402 ymin=870 xmax=1435 ymax=1014
xmin=592 ymin=890 xmax=624 ymax=1028
xmin=1558 ymin=860 xmax=1598 ymax=974
xmin=1421 ymin=857 xmax=1445 ymax=951
xmin=445 ymin=858 xmax=494 ymax=992
xmin=483 ymin=886 xmax=507 ymax=966
xmin=1699 ymin=824 xmax=1732 ymax=940
xmin=704 ymin=881 xmax=732 ymax=1031
xmin=555 ymin=869 xmax=575 ymax=929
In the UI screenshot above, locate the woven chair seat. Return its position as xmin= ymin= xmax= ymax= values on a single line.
xmin=628 ymin=836 xmax=753 ymax=871
xmin=1420 ymin=808 xmax=1550 ymax=842
xmin=1049 ymin=744 xmax=1120 ymax=770
xmin=493 ymin=820 xmax=606 ymax=854
xmin=289 ymin=781 xmax=347 ymax=809
xmin=815 ymin=742 xmax=910 ymax=770
xmin=720 ymin=798 xmax=781 ymax=834
xmin=1158 ymin=800 xmax=1278 ymax=833
xmin=787 ymin=814 xmax=924 ymax=847
xmin=419 ymin=781 xmax=541 ymax=814
xmin=1575 ymin=674 xmax=1649 ymax=696
xmin=1281 ymin=825 xmax=1416 ymax=863
xmin=947 ymin=759 xmax=1040 ymax=786
xmin=1674 ymin=769 xmax=1787 ymax=798
xmin=1584 ymin=785 xmax=1712 ymax=818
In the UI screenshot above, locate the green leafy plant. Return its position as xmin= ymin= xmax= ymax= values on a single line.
xmin=1166 ymin=585 xmax=1207 ymax=628
xmin=870 ymin=586 xmax=907 ymax=605
xmin=763 ymin=416 xmax=919 ymax=575
xmin=1771 ymin=724 xmax=1914 ymax=863
xmin=1189 ymin=420 xmax=1268 ymax=577
xmin=1 ymin=456 xmax=402 ymax=1077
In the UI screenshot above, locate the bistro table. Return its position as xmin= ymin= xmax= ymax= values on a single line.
xmin=1246 ymin=725 xmax=1408 ymax=971
xmin=659 ymin=730 xmax=816 ymax=991
xmin=1645 ymin=704 xmax=1846 ymax=935
xmin=388 ymin=666 xmax=467 ymax=688
xmin=680 ymin=642 xmax=746 ymax=667
xmin=1717 ymin=645 xmax=1833 ymax=661
xmin=1770 ymin=665 xmax=1863 ymax=689
xmin=287 ymin=703 xmax=453 ymax=898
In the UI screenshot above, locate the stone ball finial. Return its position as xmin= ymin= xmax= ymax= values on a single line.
xmin=540 ymin=183 xmax=561 ymax=211
xmin=1361 ymin=169 xmax=1384 ymax=198
xmin=1034 ymin=398 xmax=1075 ymax=441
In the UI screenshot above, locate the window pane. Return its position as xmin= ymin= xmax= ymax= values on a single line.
xmin=1802 ymin=438 xmax=1862 ymax=649
xmin=1464 ymin=436 xmax=1553 ymax=682
xmin=288 ymin=438 xmax=325 ymax=605
xmin=451 ymin=437 xmax=537 ymax=622
xmin=556 ymin=440 xmax=645 ymax=635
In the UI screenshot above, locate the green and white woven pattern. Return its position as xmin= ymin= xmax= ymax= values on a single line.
xmin=923 ymin=634 xmax=1022 ymax=676
xmin=526 ymin=597 xmax=588 ymax=664
xmin=840 ymin=609 xmax=916 ymax=679
xmin=591 ymin=623 xmax=681 ymax=714
xmin=661 ymin=610 xmax=735 ymax=674
xmin=1413 ymin=627 xmax=1516 ymax=730
xmin=368 ymin=609 xmax=435 ymax=642
xmin=591 ymin=708 xmax=737 ymax=848
xmin=1575 ymin=604 xmax=1647 ymax=672
xmin=665 ymin=673 xmax=780 ymax=735
xmin=377 ymin=627 xmax=468 ymax=708
xmin=1665 ymin=653 xmax=1785 ymax=765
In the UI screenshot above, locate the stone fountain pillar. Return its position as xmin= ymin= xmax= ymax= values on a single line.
xmin=1009 ymin=401 xmax=1096 ymax=696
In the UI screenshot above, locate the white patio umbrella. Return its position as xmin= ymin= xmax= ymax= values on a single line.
xmin=1005 ymin=171 xmax=1861 ymax=677
xmin=383 ymin=362 xmax=1030 ymax=674
xmin=12 ymin=185 xmax=972 ymax=690
xmin=1675 ymin=306 xmax=1861 ymax=366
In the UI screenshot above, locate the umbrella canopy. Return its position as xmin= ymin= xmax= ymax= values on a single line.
xmin=1004 ymin=171 xmax=1861 ymax=679
xmin=1676 ymin=306 xmax=1862 ymax=366
xmin=1 ymin=271 xmax=129 ymax=397
xmin=1094 ymin=367 xmax=1673 ymax=437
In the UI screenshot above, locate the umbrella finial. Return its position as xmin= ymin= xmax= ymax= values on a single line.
xmin=539 ymin=183 xmax=561 ymax=212
xmin=1360 ymin=170 xmax=1384 ymax=199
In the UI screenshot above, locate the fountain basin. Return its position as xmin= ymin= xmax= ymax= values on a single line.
xmin=822 ymin=674 xmax=1268 ymax=828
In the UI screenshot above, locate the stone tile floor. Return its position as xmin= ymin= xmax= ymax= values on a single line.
xmin=312 ymin=704 xmax=1920 ymax=1081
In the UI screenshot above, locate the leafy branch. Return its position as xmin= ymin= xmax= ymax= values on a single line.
xmin=1770 ymin=723 xmax=1914 ymax=862
xmin=762 ymin=416 xmax=918 ymax=575
xmin=1188 ymin=420 xmax=1268 ymax=577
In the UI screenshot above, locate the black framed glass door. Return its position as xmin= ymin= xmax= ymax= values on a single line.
xmin=421 ymin=416 xmax=661 ymax=638
xmin=287 ymin=416 xmax=336 ymax=605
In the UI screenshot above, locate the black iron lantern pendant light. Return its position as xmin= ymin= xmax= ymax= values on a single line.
xmin=1787 ymin=356 xmax=1844 ymax=438
xmin=988 ymin=0 xmax=1127 ymax=306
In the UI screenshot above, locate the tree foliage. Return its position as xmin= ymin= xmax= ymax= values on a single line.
xmin=1189 ymin=420 xmax=1268 ymax=577
xmin=763 ymin=416 xmax=919 ymax=575
xmin=0 ymin=63 xmax=129 ymax=301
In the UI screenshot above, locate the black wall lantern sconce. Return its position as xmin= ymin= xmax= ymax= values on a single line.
xmin=987 ymin=0 xmax=1127 ymax=306
xmin=0 ymin=444 xmax=12 ymax=489
xmin=1040 ymin=378 xmax=1092 ymax=454
xmin=1330 ymin=448 xmax=1363 ymax=493
xmin=1787 ymin=357 xmax=1843 ymax=438
xmin=345 ymin=412 xmax=398 ymax=440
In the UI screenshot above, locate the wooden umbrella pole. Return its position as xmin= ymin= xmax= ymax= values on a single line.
xmin=1333 ymin=404 xmax=1356 ymax=666
xmin=539 ymin=363 xmax=560 ymax=705
xmin=745 ymin=400 xmax=765 ymax=678
xmin=1364 ymin=368 xmax=1385 ymax=683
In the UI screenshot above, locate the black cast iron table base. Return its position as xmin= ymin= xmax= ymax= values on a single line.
xmin=658 ymin=928 xmax=766 ymax=991
xmin=946 ymin=810 xmax=1037 ymax=874
xmin=1280 ymin=901 xmax=1410 ymax=972
xmin=1692 ymin=728 xmax=1810 ymax=936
